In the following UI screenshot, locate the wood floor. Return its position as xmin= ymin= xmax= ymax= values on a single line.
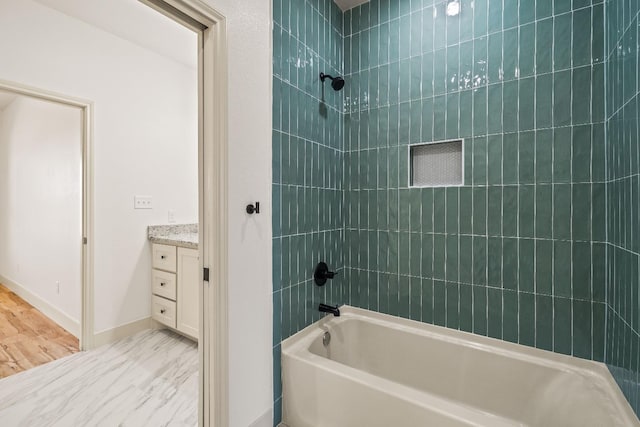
xmin=0 ymin=284 xmax=78 ymax=378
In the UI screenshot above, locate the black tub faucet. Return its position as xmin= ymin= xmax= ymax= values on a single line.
xmin=319 ymin=303 xmax=340 ymax=317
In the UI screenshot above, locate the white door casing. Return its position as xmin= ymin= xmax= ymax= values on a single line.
xmin=137 ymin=1 xmax=229 ymax=426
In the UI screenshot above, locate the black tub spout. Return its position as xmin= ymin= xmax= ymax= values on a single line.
xmin=319 ymin=303 xmax=340 ymax=317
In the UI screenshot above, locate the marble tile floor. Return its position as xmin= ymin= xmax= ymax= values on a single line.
xmin=0 ymin=329 xmax=198 ymax=427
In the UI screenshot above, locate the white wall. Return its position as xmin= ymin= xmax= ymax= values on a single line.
xmin=0 ymin=0 xmax=198 ymax=334
xmin=199 ymin=1 xmax=273 ymax=425
xmin=0 ymin=0 xmax=273 ymax=425
xmin=0 ymin=96 xmax=82 ymax=328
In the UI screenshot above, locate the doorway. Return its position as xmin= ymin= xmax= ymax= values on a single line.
xmin=137 ymin=1 xmax=230 ymax=425
xmin=0 ymin=0 xmax=229 ymax=424
xmin=0 ymin=81 xmax=93 ymax=359
xmin=0 ymin=88 xmax=83 ymax=377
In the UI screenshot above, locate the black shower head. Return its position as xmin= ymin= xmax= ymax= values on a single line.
xmin=331 ymin=76 xmax=345 ymax=91
xmin=320 ymin=72 xmax=345 ymax=91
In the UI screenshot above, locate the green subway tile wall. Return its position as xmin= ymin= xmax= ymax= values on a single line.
xmin=272 ymin=0 xmax=640 ymax=424
xmin=343 ymin=0 xmax=607 ymax=363
xmin=272 ymin=0 xmax=346 ymax=422
xmin=605 ymin=0 xmax=640 ymax=415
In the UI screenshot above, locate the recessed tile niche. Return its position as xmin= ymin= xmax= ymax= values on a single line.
xmin=410 ymin=140 xmax=463 ymax=187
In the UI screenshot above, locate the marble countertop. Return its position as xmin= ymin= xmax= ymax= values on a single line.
xmin=148 ymin=224 xmax=198 ymax=249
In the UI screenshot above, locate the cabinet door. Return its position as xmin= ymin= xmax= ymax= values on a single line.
xmin=177 ymin=247 xmax=199 ymax=340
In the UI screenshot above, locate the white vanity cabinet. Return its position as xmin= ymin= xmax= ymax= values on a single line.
xmin=151 ymin=243 xmax=199 ymax=341
xmin=176 ymin=247 xmax=199 ymax=339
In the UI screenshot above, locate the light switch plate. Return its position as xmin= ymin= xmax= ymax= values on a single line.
xmin=134 ymin=195 xmax=153 ymax=209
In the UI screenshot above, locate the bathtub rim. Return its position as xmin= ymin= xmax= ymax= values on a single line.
xmin=281 ymin=305 xmax=639 ymax=425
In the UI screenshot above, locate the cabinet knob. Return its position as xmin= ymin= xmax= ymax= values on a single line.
xmin=160 ymin=255 xmax=166 ymax=260
xmin=160 ymin=309 xmax=166 ymax=314
xmin=160 ymin=282 xmax=166 ymax=287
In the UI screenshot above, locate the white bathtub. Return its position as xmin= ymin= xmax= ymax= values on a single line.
xmin=281 ymin=306 xmax=639 ymax=427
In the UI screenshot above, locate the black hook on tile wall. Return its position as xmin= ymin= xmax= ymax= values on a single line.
xmin=246 ymin=202 xmax=260 ymax=214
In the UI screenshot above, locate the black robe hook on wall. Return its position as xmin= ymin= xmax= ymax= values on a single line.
xmin=246 ymin=202 xmax=260 ymax=214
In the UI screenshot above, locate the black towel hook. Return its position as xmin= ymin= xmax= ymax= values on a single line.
xmin=246 ymin=202 xmax=260 ymax=214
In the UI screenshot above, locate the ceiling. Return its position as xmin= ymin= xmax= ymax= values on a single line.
xmin=34 ymin=0 xmax=197 ymax=69
xmin=334 ymin=0 xmax=370 ymax=12
xmin=0 ymin=90 xmax=17 ymax=111
xmin=32 ymin=0 xmax=364 ymax=60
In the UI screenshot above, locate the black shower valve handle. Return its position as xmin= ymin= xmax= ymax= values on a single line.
xmin=314 ymin=262 xmax=337 ymax=286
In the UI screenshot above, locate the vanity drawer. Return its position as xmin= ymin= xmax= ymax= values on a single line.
xmin=152 ymin=295 xmax=176 ymax=328
xmin=152 ymin=269 xmax=176 ymax=301
xmin=152 ymin=244 xmax=177 ymax=272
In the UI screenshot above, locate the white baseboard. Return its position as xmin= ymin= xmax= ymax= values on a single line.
xmin=93 ymin=317 xmax=152 ymax=348
xmin=249 ymin=409 xmax=273 ymax=427
xmin=0 ymin=273 xmax=80 ymax=338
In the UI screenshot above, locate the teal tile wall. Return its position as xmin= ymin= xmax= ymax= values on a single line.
xmin=605 ymin=0 xmax=640 ymax=415
xmin=272 ymin=0 xmax=640 ymax=424
xmin=343 ymin=0 xmax=608 ymax=361
xmin=272 ymin=0 xmax=345 ymax=423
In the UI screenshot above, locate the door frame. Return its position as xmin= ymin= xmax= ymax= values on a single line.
xmin=0 ymin=79 xmax=94 ymax=351
xmin=137 ymin=1 xmax=229 ymax=426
